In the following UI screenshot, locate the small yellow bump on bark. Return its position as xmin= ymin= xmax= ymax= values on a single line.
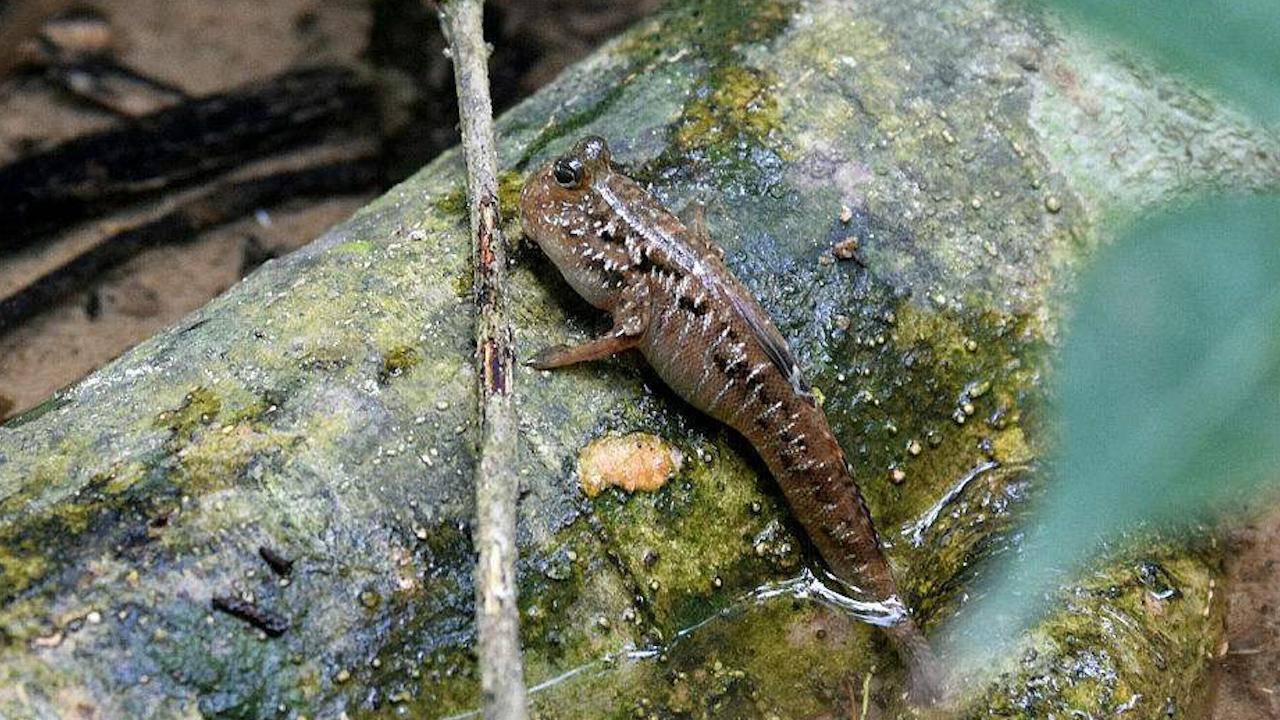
xmin=577 ymin=432 xmax=684 ymax=498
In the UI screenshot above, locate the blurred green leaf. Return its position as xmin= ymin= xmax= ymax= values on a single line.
xmin=1040 ymin=0 xmax=1280 ymax=121
xmin=945 ymin=0 xmax=1280 ymax=682
xmin=946 ymin=196 xmax=1280 ymax=663
xmin=1056 ymin=196 xmax=1280 ymax=537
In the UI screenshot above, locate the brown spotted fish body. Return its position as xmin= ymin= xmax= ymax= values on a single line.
xmin=520 ymin=137 xmax=938 ymax=699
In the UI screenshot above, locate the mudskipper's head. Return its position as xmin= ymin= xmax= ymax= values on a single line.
xmin=519 ymin=135 xmax=613 ymax=249
xmin=519 ymin=136 xmax=624 ymax=309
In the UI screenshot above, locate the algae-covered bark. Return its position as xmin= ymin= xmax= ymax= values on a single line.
xmin=2 ymin=0 xmax=1278 ymax=718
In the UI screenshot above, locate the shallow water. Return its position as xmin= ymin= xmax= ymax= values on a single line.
xmin=444 ymin=565 xmax=909 ymax=719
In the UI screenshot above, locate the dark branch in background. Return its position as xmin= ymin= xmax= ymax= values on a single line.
xmin=0 ymin=0 xmax=72 ymax=78
xmin=43 ymin=57 xmax=190 ymax=118
xmin=0 ymin=156 xmax=381 ymax=337
xmin=12 ymin=5 xmax=191 ymax=118
xmin=0 ymin=66 xmax=375 ymax=254
xmin=436 ymin=1 xmax=528 ymax=718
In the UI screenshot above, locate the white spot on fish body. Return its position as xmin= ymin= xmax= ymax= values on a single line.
xmin=695 ymin=360 xmax=715 ymax=394
xmin=745 ymin=362 xmax=770 ymax=385
xmin=709 ymin=379 xmax=736 ymax=407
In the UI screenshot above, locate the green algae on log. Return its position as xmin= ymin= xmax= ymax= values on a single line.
xmin=2 ymin=0 xmax=1278 ymax=717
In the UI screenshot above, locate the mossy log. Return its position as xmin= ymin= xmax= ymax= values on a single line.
xmin=3 ymin=1 xmax=1279 ymax=718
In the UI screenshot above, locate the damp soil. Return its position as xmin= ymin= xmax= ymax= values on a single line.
xmin=0 ymin=0 xmax=375 ymax=417
xmin=1212 ymin=508 xmax=1280 ymax=720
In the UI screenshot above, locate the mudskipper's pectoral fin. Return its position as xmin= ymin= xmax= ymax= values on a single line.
xmin=527 ymin=292 xmax=649 ymax=370
xmin=525 ymin=332 xmax=640 ymax=370
xmin=678 ymin=200 xmax=725 ymax=260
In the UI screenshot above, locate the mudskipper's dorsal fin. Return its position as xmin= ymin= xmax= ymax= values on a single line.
xmin=678 ymin=200 xmax=726 ymax=260
xmin=727 ymin=291 xmax=815 ymax=405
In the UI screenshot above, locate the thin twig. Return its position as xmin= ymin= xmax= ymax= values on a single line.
xmin=436 ymin=1 xmax=528 ymax=718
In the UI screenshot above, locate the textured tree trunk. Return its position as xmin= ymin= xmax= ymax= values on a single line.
xmin=2 ymin=0 xmax=1277 ymax=718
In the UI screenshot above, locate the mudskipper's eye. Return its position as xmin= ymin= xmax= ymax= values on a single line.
xmin=553 ymin=157 xmax=584 ymax=188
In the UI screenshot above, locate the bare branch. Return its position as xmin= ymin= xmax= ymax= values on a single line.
xmin=436 ymin=1 xmax=528 ymax=718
